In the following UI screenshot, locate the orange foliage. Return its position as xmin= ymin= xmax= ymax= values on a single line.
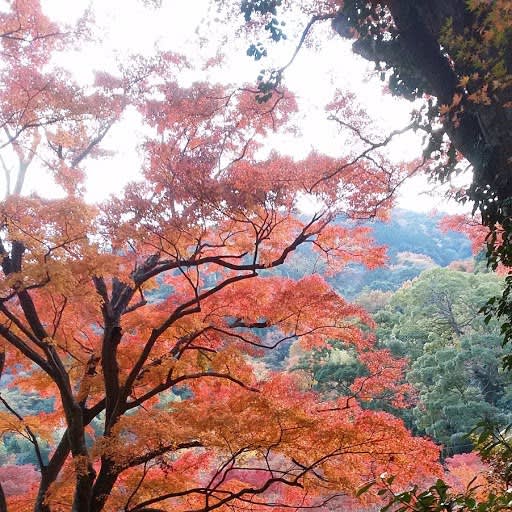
xmin=445 ymin=452 xmax=492 ymax=500
xmin=440 ymin=214 xmax=510 ymax=273
xmin=0 ymin=2 xmax=440 ymax=511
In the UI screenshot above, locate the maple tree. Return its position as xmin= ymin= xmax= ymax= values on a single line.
xmin=230 ymin=0 xmax=512 ymax=228
xmin=228 ymin=7 xmax=512 ymax=506
xmin=0 ymin=1 xmax=442 ymax=512
xmin=444 ymin=452 xmax=491 ymax=498
xmin=370 ymin=423 xmax=512 ymax=511
xmin=230 ymin=1 xmax=512 ymax=345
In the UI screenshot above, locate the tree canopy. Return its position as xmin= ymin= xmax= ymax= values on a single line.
xmin=235 ymin=0 xmax=512 ymax=229
xmin=0 ymin=2 xmax=443 ymax=511
xmin=2 ymin=1 xmax=512 ymax=511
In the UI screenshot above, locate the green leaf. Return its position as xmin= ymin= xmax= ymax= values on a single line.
xmin=356 ymin=480 xmax=375 ymax=497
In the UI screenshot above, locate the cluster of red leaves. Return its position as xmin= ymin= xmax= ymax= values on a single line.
xmin=0 ymin=2 xmax=445 ymax=511
xmin=440 ymin=214 xmax=488 ymax=255
xmin=444 ymin=452 xmax=491 ymax=499
xmin=0 ymin=464 xmax=39 ymax=497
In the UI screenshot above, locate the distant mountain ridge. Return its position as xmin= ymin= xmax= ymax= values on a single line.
xmin=330 ymin=209 xmax=473 ymax=298
xmin=281 ymin=209 xmax=473 ymax=299
xmin=370 ymin=209 xmax=472 ymax=266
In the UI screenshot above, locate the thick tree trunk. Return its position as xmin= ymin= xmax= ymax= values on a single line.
xmin=335 ymin=0 xmax=512 ymax=223
xmin=0 ymin=482 xmax=7 ymax=512
xmin=388 ymin=0 xmax=512 ymax=214
xmin=90 ymin=459 xmax=119 ymax=512
xmin=34 ymin=437 xmax=70 ymax=512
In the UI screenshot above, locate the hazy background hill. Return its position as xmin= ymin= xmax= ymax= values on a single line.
xmin=283 ymin=209 xmax=473 ymax=299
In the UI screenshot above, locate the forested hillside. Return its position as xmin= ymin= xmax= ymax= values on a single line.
xmin=273 ymin=214 xmax=512 ymax=460
xmin=370 ymin=210 xmax=472 ymax=265
xmin=283 ymin=209 xmax=473 ymax=298
xmin=298 ymin=269 xmax=512 ymax=454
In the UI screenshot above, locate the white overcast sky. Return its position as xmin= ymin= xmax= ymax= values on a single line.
xmin=38 ymin=0 xmax=469 ymax=214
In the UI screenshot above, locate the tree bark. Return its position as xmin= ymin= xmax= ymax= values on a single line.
xmin=335 ymin=0 xmax=512 ymax=223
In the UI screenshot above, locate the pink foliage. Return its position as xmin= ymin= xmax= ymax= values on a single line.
xmin=0 ymin=464 xmax=39 ymax=496
xmin=445 ymin=452 xmax=489 ymax=494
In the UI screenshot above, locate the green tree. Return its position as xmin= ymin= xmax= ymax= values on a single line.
xmin=378 ymin=268 xmax=512 ymax=452
xmin=408 ymin=336 xmax=511 ymax=454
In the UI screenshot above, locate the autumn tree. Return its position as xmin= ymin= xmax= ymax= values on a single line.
xmin=229 ymin=0 xmax=511 ymax=227
xmin=226 ymin=0 xmax=512 ymax=356
xmin=373 ymin=424 xmax=512 ymax=511
xmin=0 ymin=2 xmax=441 ymax=511
xmin=226 ymin=2 xmax=512 ymax=508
